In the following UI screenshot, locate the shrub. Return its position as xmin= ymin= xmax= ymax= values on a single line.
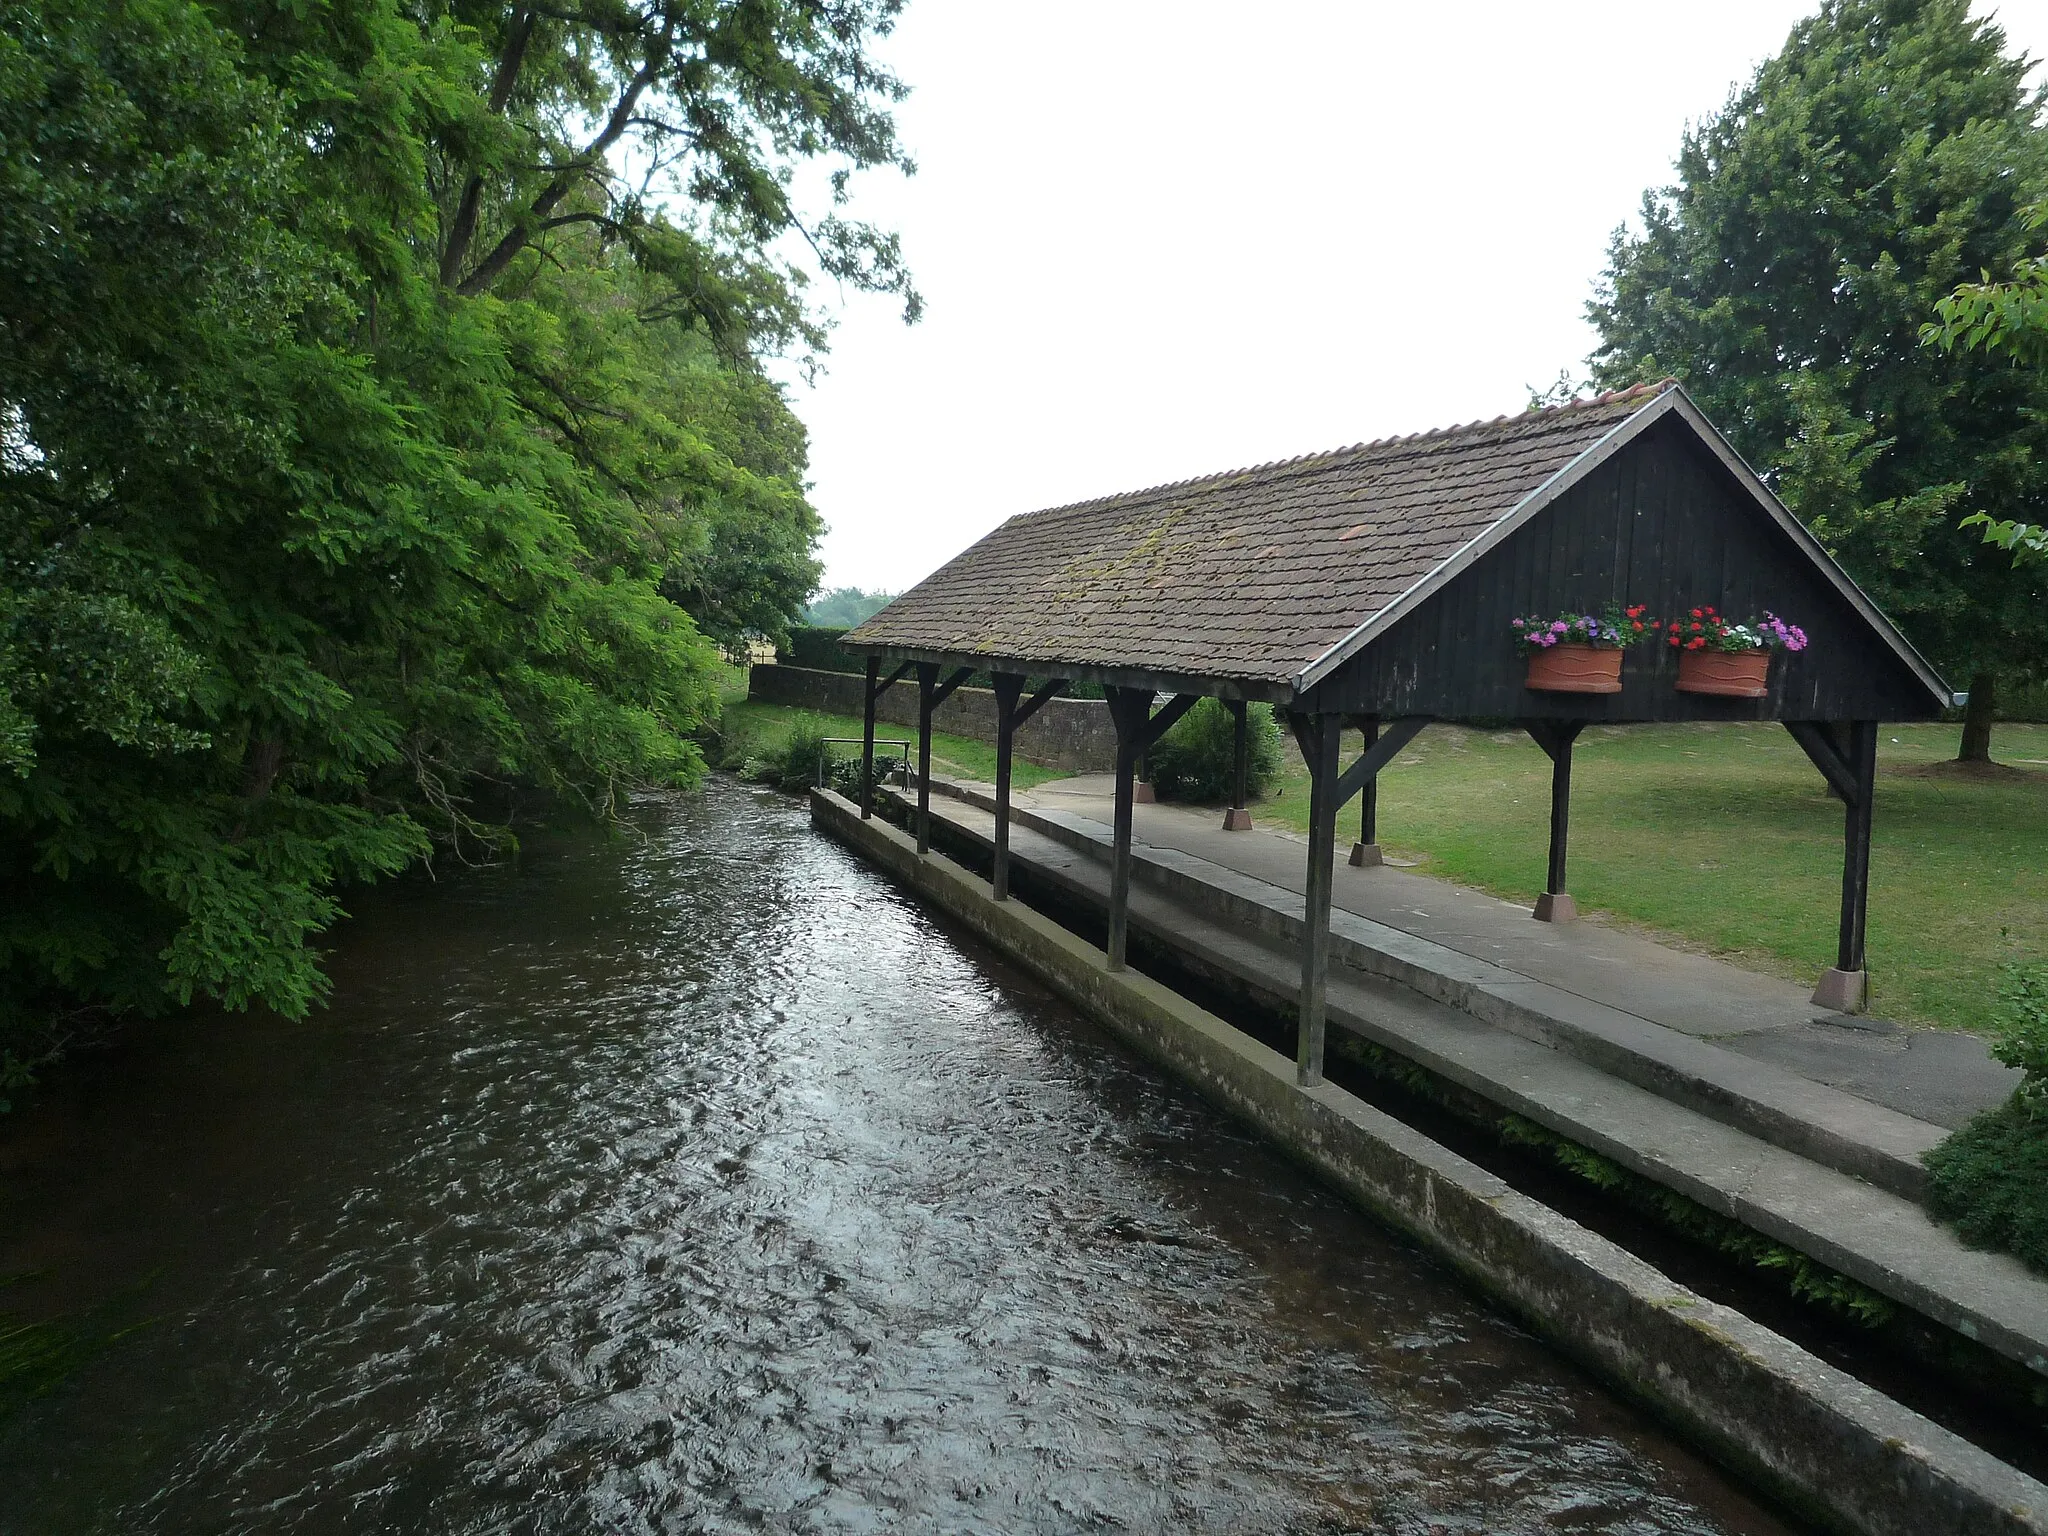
xmin=1925 ymin=1100 xmax=2048 ymax=1272
xmin=1986 ymin=964 xmax=2048 ymax=1103
xmin=762 ymin=716 xmax=835 ymax=791
xmin=776 ymin=626 xmax=861 ymax=674
xmin=825 ymin=754 xmax=889 ymax=800
xmin=1926 ymin=965 xmax=2048 ymax=1272
xmin=1147 ymin=699 xmax=1283 ymax=803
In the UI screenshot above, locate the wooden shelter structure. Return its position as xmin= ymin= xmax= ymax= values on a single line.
xmin=841 ymin=382 xmax=1952 ymax=1085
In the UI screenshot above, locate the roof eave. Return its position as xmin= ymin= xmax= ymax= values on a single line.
xmin=836 ymin=639 xmax=1296 ymax=705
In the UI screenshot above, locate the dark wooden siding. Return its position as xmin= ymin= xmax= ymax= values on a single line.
xmin=1311 ymin=416 xmax=1942 ymax=722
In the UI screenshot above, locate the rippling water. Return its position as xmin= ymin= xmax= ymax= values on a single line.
xmin=0 ymin=780 xmax=1797 ymax=1534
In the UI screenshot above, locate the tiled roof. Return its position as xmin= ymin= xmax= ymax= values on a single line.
xmin=844 ymin=382 xmax=1674 ymax=687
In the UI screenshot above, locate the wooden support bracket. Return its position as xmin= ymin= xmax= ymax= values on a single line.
xmin=1287 ymin=712 xmax=1429 ymax=806
xmin=926 ymin=666 xmax=976 ymax=713
xmin=867 ymin=660 xmax=914 ymax=702
xmin=1334 ymin=716 xmax=1430 ymax=806
xmin=1010 ymin=677 xmax=1068 ymax=730
xmin=1784 ymin=721 xmax=1860 ymax=803
xmin=1525 ymin=719 xmax=1586 ymax=764
xmin=1110 ymin=689 xmax=1200 ymax=753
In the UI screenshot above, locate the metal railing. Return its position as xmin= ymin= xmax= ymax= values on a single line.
xmin=816 ymin=737 xmax=911 ymax=790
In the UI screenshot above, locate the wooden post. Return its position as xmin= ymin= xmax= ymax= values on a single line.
xmin=1784 ymin=720 xmax=1877 ymax=1012
xmin=1813 ymin=720 xmax=1878 ymax=1011
xmin=860 ymin=657 xmax=879 ymax=820
xmin=915 ymin=661 xmax=937 ymax=855
xmin=1840 ymin=720 xmax=1878 ymax=973
xmin=1223 ymin=699 xmax=1252 ymax=831
xmin=992 ymin=673 xmax=1024 ymax=901
xmin=1097 ymin=688 xmax=1200 ymax=970
xmin=1107 ymin=689 xmax=1142 ymax=970
xmin=1545 ymin=736 xmax=1573 ymax=898
xmin=1527 ymin=721 xmax=1585 ymax=922
xmin=1349 ymin=715 xmax=1381 ymax=866
xmin=1298 ymin=712 xmax=1340 ymax=1086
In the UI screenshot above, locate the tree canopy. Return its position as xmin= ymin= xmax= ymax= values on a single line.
xmin=805 ymin=587 xmax=895 ymax=627
xmin=0 ymin=0 xmax=913 ymax=1083
xmin=1588 ymin=0 xmax=2048 ymax=750
xmin=1927 ymin=202 xmax=2048 ymax=565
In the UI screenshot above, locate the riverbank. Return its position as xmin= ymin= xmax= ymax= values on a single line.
xmin=813 ymin=784 xmax=2048 ymax=1535
xmin=736 ymin=699 xmax=2046 ymax=1033
xmin=716 ymin=698 xmax=1068 ymax=789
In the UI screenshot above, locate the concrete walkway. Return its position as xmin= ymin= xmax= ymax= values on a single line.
xmin=1020 ymin=775 xmax=2016 ymax=1132
xmin=884 ymin=777 xmax=2048 ymax=1381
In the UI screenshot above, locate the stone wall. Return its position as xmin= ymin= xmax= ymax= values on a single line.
xmin=746 ymin=664 xmax=1117 ymax=772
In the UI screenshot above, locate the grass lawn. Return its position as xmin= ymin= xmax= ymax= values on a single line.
xmin=1246 ymin=721 xmax=2048 ymax=1033
xmin=718 ymin=699 xmax=1069 ymax=791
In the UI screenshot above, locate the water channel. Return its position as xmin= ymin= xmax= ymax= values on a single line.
xmin=0 ymin=779 xmax=1800 ymax=1533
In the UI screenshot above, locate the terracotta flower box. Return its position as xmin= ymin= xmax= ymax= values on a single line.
xmin=1675 ymin=647 xmax=1770 ymax=698
xmin=1524 ymin=643 xmax=1623 ymax=694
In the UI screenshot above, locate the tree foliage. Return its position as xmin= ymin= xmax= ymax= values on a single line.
xmin=805 ymin=586 xmax=895 ymax=627
xmin=0 ymin=0 xmax=911 ymax=1079
xmin=1588 ymin=0 xmax=2048 ymax=724
xmin=1147 ymin=700 xmax=1282 ymax=804
xmin=1927 ymin=202 xmax=2048 ymax=564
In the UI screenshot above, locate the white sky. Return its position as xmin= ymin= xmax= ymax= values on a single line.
xmin=785 ymin=1 xmax=2048 ymax=596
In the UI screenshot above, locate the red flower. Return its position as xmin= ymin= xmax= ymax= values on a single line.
xmin=1689 ymin=622 xmax=1702 ymax=632
xmin=1690 ymin=607 xmax=1703 ymax=618
xmin=1687 ymin=637 xmax=1706 ymax=650
xmin=1632 ymin=621 xmax=1644 ymax=631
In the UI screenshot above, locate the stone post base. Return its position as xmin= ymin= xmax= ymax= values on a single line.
xmin=1533 ymin=892 xmax=1578 ymax=923
xmin=1348 ymin=841 xmax=1382 ymax=868
xmin=1132 ymin=781 xmax=1156 ymax=804
xmin=1811 ymin=967 xmax=1868 ymax=1013
xmin=1221 ymin=806 xmax=1253 ymax=831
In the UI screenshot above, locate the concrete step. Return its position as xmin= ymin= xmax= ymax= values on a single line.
xmin=924 ymin=776 xmax=1945 ymax=1204
xmin=892 ymin=786 xmax=2048 ymax=1383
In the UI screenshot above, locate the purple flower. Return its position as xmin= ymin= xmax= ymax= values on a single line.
xmin=1759 ymin=612 xmax=1810 ymax=653
xmin=1550 ymin=620 xmax=1567 ymax=634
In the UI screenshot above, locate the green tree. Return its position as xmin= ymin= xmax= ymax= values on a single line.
xmin=1927 ymin=202 xmax=2048 ymax=564
xmin=0 ymin=0 xmax=912 ymax=1084
xmin=805 ymin=587 xmax=896 ymax=627
xmin=1588 ymin=0 xmax=2048 ymax=760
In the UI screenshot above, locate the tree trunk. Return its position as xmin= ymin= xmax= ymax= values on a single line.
xmin=1957 ymin=670 xmax=1997 ymax=763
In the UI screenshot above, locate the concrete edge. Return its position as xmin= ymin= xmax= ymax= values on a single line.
xmin=811 ymin=788 xmax=2048 ymax=1536
xmin=925 ymin=775 xmax=1940 ymax=1202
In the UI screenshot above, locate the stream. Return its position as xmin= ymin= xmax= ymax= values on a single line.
xmin=0 ymin=778 xmax=1796 ymax=1533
